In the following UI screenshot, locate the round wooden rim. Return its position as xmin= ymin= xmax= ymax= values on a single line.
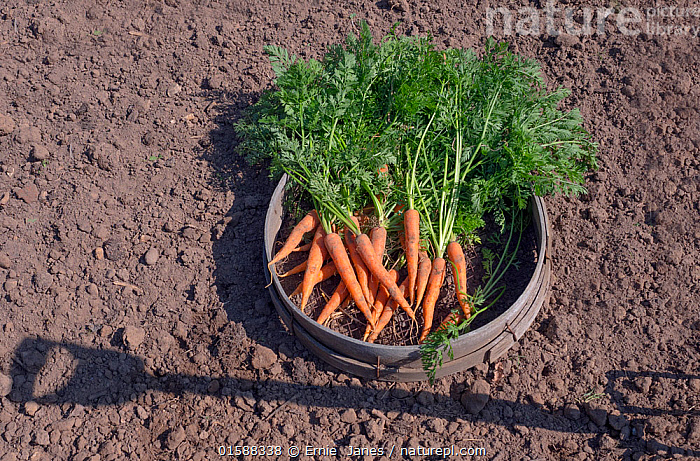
xmin=264 ymin=175 xmax=552 ymax=381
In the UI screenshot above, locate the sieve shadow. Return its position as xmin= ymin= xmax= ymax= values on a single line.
xmin=6 ymin=337 xmax=699 ymax=458
xmin=605 ymin=369 xmax=700 ymax=418
xmin=602 ymin=369 xmax=700 ymax=458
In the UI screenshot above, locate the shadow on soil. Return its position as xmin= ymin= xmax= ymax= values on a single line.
xmin=7 ymin=337 xmax=699 ymax=458
xmin=196 ymin=87 xmax=287 ymax=362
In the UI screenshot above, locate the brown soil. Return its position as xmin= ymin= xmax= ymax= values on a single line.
xmin=0 ymin=1 xmax=699 ymax=460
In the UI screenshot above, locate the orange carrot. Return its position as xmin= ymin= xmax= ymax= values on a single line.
xmin=368 ymin=276 xmax=409 ymax=343
xmin=289 ymin=262 xmax=336 ymax=298
xmin=368 ymin=226 xmax=387 ymax=305
xmin=291 ymin=242 xmax=312 ymax=253
xmin=414 ymin=251 xmax=431 ymax=310
xmin=300 ymin=226 xmax=328 ymax=311
xmin=290 ymin=283 xmax=303 ymax=298
xmin=268 ymin=210 xmax=320 ymax=273
xmin=278 ymin=260 xmax=307 ymax=278
xmin=324 ymin=233 xmax=374 ymax=327
xmin=367 ymin=303 xmax=393 ymax=343
xmin=345 ymin=225 xmax=373 ymax=307
xmin=368 ymin=276 xmax=379 ymax=310
xmin=339 ymin=292 xmax=352 ymax=310
xmin=403 ymin=209 xmax=420 ymax=305
xmin=374 ymin=269 xmax=398 ymax=322
xmin=362 ymin=318 xmax=373 ymax=341
xmin=316 ymin=280 xmax=348 ymax=325
xmin=362 ymin=269 xmax=397 ymax=341
xmin=419 ymin=257 xmax=446 ymax=343
xmin=355 ymin=234 xmax=414 ymax=320
xmin=447 ymin=240 xmax=471 ymax=319
xmin=369 ymin=226 xmax=387 ymax=263
xmin=438 ymin=311 xmax=465 ymax=331
xmin=373 ymin=270 xmax=396 ymax=323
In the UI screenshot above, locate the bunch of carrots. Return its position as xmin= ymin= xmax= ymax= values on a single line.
xmin=268 ymin=192 xmax=472 ymax=344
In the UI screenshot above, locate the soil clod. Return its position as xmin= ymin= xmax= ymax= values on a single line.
xmin=30 ymin=144 xmax=50 ymax=161
xmin=564 ymin=404 xmax=582 ymax=421
xmin=123 ymin=325 xmax=146 ymax=350
xmin=15 ymin=183 xmax=39 ymax=204
xmin=0 ymin=373 xmax=12 ymax=397
xmin=340 ymin=408 xmax=357 ymax=424
xmin=461 ymin=379 xmax=490 ymax=415
xmin=251 ymin=345 xmax=277 ymax=370
xmin=165 ymin=426 xmax=186 ymax=450
xmin=584 ymin=402 xmax=608 ymax=428
xmin=144 ymin=247 xmax=160 ymax=266
xmin=0 ymin=253 xmax=11 ymax=269
xmin=0 ymin=114 xmax=16 ymax=136
xmin=24 ymin=401 xmax=39 ymax=417
xmin=103 ymin=237 xmax=127 ymax=261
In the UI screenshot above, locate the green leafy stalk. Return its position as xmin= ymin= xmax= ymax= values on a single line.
xmin=420 ymin=211 xmax=524 ymax=384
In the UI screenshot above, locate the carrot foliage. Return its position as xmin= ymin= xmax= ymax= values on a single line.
xmin=236 ymin=22 xmax=418 ymax=233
